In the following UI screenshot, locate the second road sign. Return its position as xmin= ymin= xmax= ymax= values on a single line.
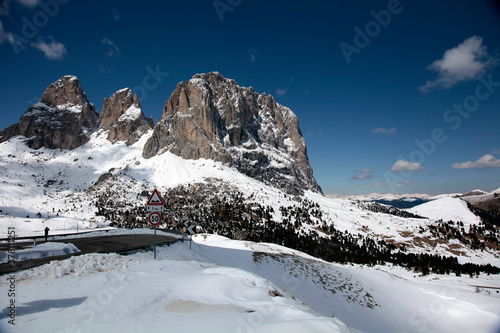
xmin=149 ymin=212 xmax=161 ymax=226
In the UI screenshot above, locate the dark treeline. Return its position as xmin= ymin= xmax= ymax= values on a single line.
xmin=428 ymin=219 xmax=500 ymax=251
xmin=357 ymin=202 xmax=425 ymax=219
xmin=93 ymin=183 xmax=500 ymax=277
xmin=467 ymin=201 xmax=500 ymax=226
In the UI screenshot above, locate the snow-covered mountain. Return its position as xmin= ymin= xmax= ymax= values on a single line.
xmin=329 ymin=193 xmax=431 ymax=208
xmin=0 ymin=73 xmax=320 ymax=195
xmin=0 ymin=75 xmax=99 ymax=150
xmin=1 ymin=73 xmax=500 ymax=332
xmin=0 ymin=73 xmax=498 ymax=264
xmin=99 ymin=87 xmax=154 ymax=145
xmin=143 ymin=72 xmax=321 ymax=195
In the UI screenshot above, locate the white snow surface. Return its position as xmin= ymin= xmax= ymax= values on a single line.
xmin=0 ymin=234 xmax=498 ymax=333
xmin=0 ymin=128 xmax=500 ymax=331
xmin=0 ymin=130 xmax=498 ymax=265
xmin=407 ymin=196 xmax=482 ymax=225
xmin=118 ymin=105 xmax=141 ymax=123
xmin=330 ymin=193 xmax=431 ymax=202
xmin=0 ymin=242 xmax=79 ymax=263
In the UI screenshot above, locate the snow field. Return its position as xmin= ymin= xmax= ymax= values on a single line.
xmin=191 ymin=234 xmax=500 ymax=333
xmin=1 ymin=124 xmax=500 ymax=332
xmin=0 ymin=233 xmax=499 ymax=332
xmin=407 ymin=196 xmax=482 ymax=225
xmin=1 ymin=129 xmax=496 ymax=268
xmin=0 ymin=241 xmax=348 ymax=333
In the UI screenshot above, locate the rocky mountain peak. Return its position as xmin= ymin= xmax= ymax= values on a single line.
xmin=143 ymin=72 xmax=322 ymax=195
xmin=98 ymin=88 xmax=154 ymax=145
xmin=40 ymin=75 xmax=90 ymax=109
xmin=0 ymin=75 xmax=98 ymax=150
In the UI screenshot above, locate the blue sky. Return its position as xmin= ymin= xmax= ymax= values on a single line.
xmin=1 ymin=0 xmax=500 ymax=195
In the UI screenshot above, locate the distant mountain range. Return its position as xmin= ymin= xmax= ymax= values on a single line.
xmin=329 ymin=188 xmax=500 ymax=209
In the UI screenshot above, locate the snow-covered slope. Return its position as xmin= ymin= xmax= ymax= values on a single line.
xmin=1 ymin=126 xmax=500 ymax=332
xmin=407 ymin=196 xmax=482 ymax=225
xmin=1 ymin=235 xmax=499 ymax=333
xmin=0 ymin=237 xmax=351 ymax=333
xmin=0 ymin=129 xmax=498 ymax=266
xmin=0 ymin=130 xmax=260 ymax=226
xmin=331 ymin=193 xmax=431 ymax=202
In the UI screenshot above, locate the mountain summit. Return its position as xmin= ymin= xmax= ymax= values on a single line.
xmin=98 ymin=88 xmax=154 ymax=145
xmin=0 ymin=72 xmax=322 ymax=195
xmin=0 ymin=75 xmax=99 ymax=149
xmin=143 ymin=72 xmax=321 ymax=195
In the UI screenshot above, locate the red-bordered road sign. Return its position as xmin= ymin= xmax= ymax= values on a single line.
xmin=149 ymin=212 xmax=161 ymax=226
xmin=147 ymin=189 xmax=165 ymax=205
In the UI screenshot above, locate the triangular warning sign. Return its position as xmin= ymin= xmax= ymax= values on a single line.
xmin=147 ymin=189 xmax=165 ymax=205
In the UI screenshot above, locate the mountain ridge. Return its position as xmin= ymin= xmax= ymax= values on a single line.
xmin=143 ymin=72 xmax=321 ymax=195
xmin=0 ymin=73 xmax=320 ymax=195
xmin=0 ymin=75 xmax=99 ymax=149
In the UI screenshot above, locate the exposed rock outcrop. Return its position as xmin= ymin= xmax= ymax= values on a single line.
xmin=0 ymin=75 xmax=99 ymax=149
xmin=99 ymin=88 xmax=154 ymax=145
xmin=143 ymin=72 xmax=321 ymax=195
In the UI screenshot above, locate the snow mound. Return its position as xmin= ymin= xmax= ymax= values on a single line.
xmin=407 ymin=196 xmax=481 ymax=225
xmin=1 ymin=243 xmax=348 ymax=333
xmin=0 ymin=242 xmax=80 ymax=263
xmin=13 ymin=253 xmax=139 ymax=281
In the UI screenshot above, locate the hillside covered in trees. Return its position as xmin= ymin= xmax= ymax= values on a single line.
xmin=92 ymin=182 xmax=500 ymax=277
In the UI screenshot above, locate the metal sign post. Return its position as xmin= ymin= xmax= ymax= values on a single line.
xmin=148 ymin=212 xmax=161 ymax=258
xmin=183 ymin=220 xmax=197 ymax=250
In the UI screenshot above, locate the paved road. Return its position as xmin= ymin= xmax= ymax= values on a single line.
xmin=0 ymin=234 xmax=178 ymax=275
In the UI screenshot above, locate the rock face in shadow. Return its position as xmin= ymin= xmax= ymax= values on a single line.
xmin=0 ymin=75 xmax=99 ymax=150
xmin=99 ymin=88 xmax=154 ymax=145
xmin=143 ymin=72 xmax=322 ymax=195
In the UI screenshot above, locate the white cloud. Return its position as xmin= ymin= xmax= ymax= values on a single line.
xmin=451 ymin=154 xmax=500 ymax=169
xmin=26 ymin=96 xmax=39 ymax=104
xmin=373 ymin=182 xmax=384 ymax=187
xmin=31 ymin=37 xmax=67 ymax=60
xmin=0 ymin=20 xmax=24 ymax=51
xmin=390 ymin=160 xmax=424 ymax=172
xmin=98 ymin=64 xmax=114 ymax=74
xmin=15 ymin=0 xmax=38 ymax=7
xmin=0 ymin=1 xmax=11 ymax=15
xmin=101 ymin=37 xmax=120 ymax=58
xmin=372 ymin=127 xmax=396 ymax=135
xmin=360 ymin=168 xmax=375 ymax=173
xmin=276 ymin=88 xmax=287 ymax=97
xmin=111 ymin=8 xmax=120 ymax=21
xmin=1 ymin=0 xmax=38 ymax=16
xmin=419 ymin=36 xmax=497 ymax=92
xmin=248 ymin=48 xmax=258 ymax=62
xmin=0 ymin=20 xmax=14 ymax=44
xmin=395 ymin=181 xmax=413 ymax=187
xmin=352 ymin=174 xmax=373 ymax=180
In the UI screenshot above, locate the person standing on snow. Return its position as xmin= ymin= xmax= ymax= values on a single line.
xmin=45 ymin=226 xmax=50 ymax=242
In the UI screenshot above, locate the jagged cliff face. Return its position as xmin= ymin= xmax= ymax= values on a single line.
xmin=0 ymin=72 xmax=322 ymax=195
xmin=0 ymin=75 xmax=99 ymax=150
xmin=143 ymin=72 xmax=322 ymax=195
xmin=99 ymin=88 xmax=154 ymax=145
